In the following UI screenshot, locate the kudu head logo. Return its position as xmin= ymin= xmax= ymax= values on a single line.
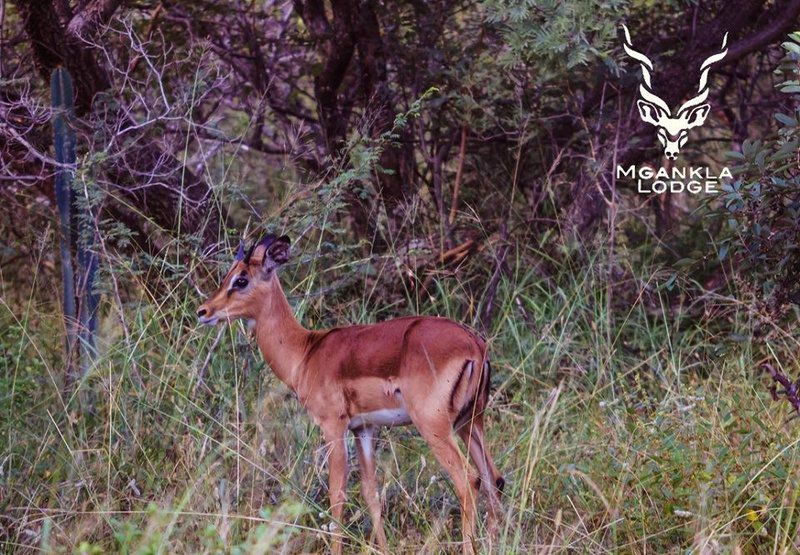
xmin=622 ymin=25 xmax=728 ymax=159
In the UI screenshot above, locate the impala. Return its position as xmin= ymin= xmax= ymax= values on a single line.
xmin=197 ymin=234 xmax=504 ymax=554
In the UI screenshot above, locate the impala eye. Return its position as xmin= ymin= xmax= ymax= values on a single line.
xmin=234 ymin=277 xmax=249 ymax=288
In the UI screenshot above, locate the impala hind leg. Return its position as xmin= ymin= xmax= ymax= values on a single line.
xmin=354 ymin=427 xmax=389 ymax=553
xmin=456 ymin=417 xmax=503 ymax=530
xmin=322 ymin=425 xmax=349 ymax=555
xmin=412 ymin=415 xmax=479 ymax=554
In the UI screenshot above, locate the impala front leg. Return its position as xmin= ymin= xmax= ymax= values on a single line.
xmin=323 ymin=424 xmax=348 ymax=555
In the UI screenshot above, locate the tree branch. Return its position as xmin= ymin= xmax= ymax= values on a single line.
xmin=67 ymin=0 xmax=122 ymax=38
xmin=725 ymin=0 xmax=800 ymax=63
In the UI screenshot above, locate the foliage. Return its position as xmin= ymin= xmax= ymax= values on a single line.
xmin=483 ymin=0 xmax=626 ymax=78
xmin=3 ymin=234 xmax=800 ymax=552
xmin=712 ymin=34 xmax=800 ymax=319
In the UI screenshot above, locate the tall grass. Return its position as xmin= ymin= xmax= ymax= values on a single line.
xmin=3 ymin=223 xmax=799 ymax=554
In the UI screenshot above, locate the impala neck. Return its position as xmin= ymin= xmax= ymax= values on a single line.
xmin=253 ymin=273 xmax=310 ymax=390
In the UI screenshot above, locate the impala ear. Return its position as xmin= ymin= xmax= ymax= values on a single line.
xmin=264 ymin=235 xmax=290 ymax=270
xmin=246 ymin=234 xmax=291 ymax=273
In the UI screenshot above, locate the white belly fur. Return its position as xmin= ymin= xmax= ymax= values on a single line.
xmin=348 ymin=408 xmax=412 ymax=430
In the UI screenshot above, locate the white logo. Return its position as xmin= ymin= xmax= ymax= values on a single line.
xmin=622 ymin=25 xmax=728 ymax=159
xmin=615 ymin=164 xmax=733 ymax=194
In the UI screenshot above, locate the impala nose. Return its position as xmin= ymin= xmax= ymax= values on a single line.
xmin=197 ymin=308 xmax=207 ymax=318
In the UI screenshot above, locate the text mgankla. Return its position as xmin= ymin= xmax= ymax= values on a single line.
xmin=616 ymin=165 xmax=733 ymax=194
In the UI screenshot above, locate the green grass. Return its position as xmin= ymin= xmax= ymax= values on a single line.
xmin=2 ymin=236 xmax=799 ymax=554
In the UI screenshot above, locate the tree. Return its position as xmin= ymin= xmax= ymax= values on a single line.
xmin=8 ymin=0 xmax=222 ymax=249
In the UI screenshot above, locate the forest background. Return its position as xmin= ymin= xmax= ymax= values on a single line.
xmin=2 ymin=0 xmax=800 ymax=552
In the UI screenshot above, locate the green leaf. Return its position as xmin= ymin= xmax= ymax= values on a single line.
xmin=774 ymin=112 xmax=796 ymax=126
xmin=782 ymin=41 xmax=800 ymax=54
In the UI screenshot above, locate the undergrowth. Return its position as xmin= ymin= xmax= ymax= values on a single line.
xmin=2 ymin=227 xmax=799 ymax=554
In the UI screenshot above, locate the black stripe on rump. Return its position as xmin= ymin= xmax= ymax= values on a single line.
xmin=453 ymin=359 xmax=492 ymax=431
xmin=449 ymin=360 xmax=472 ymax=412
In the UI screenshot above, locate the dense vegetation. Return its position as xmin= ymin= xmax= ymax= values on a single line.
xmin=2 ymin=0 xmax=800 ymax=552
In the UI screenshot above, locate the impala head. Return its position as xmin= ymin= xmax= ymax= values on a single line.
xmin=196 ymin=234 xmax=290 ymax=325
xmin=622 ymin=25 xmax=728 ymax=159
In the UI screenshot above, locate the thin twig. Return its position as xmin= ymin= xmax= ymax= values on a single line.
xmin=448 ymin=125 xmax=468 ymax=227
xmin=477 ymin=225 xmax=510 ymax=333
xmin=195 ymin=326 xmax=225 ymax=395
xmin=763 ymin=363 xmax=800 ymax=417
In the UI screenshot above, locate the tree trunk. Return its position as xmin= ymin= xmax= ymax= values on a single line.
xmin=295 ymin=0 xmax=415 ymax=236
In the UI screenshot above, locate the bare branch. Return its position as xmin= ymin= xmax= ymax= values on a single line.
xmin=67 ymin=0 xmax=123 ymax=38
